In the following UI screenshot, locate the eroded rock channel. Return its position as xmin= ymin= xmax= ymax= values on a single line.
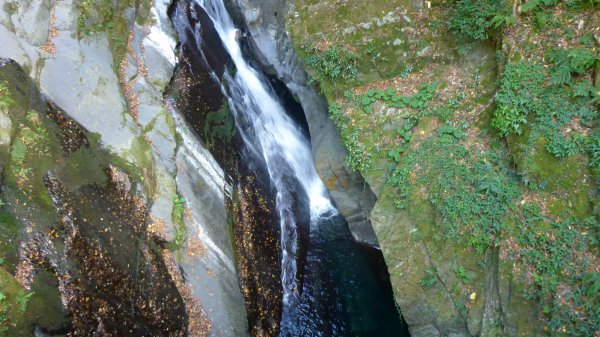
xmin=0 ymin=0 xmax=411 ymax=336
xmin=168 ymin=0 xmax=408 ymax=336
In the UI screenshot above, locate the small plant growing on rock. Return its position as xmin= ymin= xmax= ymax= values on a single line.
xmin=304 ymin=44 xmax=358 ymax=83
xmin=449 ymin=0 xmax=510 ymax=41
xmin=453 ymin=266 xmax=472 ymax=284
xmin=420 ymin=268 xmax=438 ymax=288
xmin=172 ymin=193 xmax=187 ymax=248
xmin=15 ymin=291 xmax=34 ymax=313
xmin=0 ymin=82 xmax=14 ymax=110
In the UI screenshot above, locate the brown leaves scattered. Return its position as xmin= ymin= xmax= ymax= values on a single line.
xmin=118 ymin=30 xmax=149 ymax=123
xmin=187 ymin=236 xmax=208 ymax=258
xmin=40 ymin=6 xmax=58 ymax=55
xmin=163 ymin=249 xmax=212 ymax=337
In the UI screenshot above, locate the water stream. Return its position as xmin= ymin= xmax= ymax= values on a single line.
xmin=174 ymin=0 xmax=410 ymax=335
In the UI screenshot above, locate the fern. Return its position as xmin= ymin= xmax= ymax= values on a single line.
xmin=587 ymin=134 xmax=600 ymax=171
xmin=572 ymin=80 xmax=597 ymax=99
xmin=491 ymin=14 xmax=516 ymax=28
xmin=0 ymin=82 xmax=14 ymax=109
xmin=522 ymin=0 xmax=563 ymax=12
xmin=548 ymin=48 xmax=596 ymax=85
xmin=492 ymin=62 xmax=545 ymax=135
xmin=449 ymin=0 xmax=509 ymax=40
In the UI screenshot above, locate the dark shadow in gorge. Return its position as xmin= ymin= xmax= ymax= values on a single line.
xmin=229 ymin=7 xmax=411 ymax=337
xmin=168 ymin=1 xmax=284 ymax=335
xmin=168 ymin=0 xmax=411 ymax=335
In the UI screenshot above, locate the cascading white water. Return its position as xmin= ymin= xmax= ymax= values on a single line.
xmin=191 ymin=0 xmax=337 ymax=310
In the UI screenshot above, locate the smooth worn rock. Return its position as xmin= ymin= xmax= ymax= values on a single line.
xmin=0 ymin=107 xmax=13 ymax=160
xmin=0 ymin=0 xmax=249 ymax=334
xmin=173 ymin=111 xmax=249 ymax=337
xmin=228 ymin=0 xmax=380 ymax=246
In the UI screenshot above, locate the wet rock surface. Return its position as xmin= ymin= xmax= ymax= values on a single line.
xmin=0 ymin=0 xmax=249 ymax=333
xmin=227 ymin=0 xmax=380 ymax=247
xmin=0 ymin=59 xmax=194 ymax=336
xmin=25 ymin=171 xmax=189 ymax=336
xmin=169 ymin=1 xmax=282 ymax=335
xmin=230 ymin=163 xmax=283 ymax=337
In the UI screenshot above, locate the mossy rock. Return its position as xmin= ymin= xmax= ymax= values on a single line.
xmin=288 ymin=0 xmax=456 ymax=91
xmin=509 ymin=135 xmax=594 ymax=217
xmin=0 ymin=267 xmax=67 ymax=336
xmin=75 ymin=0 xmax=154 ymax=65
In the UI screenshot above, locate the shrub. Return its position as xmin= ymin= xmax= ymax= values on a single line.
xmin=304 ymin=45 xmax=358 ymax=83
xmin=492 ymin=62 xmax=545 ymax=135
xmin=548 ymin=48 xmax=596 ymax=85
xmin=449 ymin=0 xmax=510 ymax=40
xmin=387 ymin=131 xmax=521 ymax=253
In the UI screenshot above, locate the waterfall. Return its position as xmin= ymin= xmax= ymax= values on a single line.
xmin=191 ymin=0 xmax=337 ymax=316
xmin=173 ymin=1 xmax=409 ymax=335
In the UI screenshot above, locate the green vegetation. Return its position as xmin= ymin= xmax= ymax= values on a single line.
xmin=292 ymin=0 xmax=599 ymax=334
xmin=420 ymin=268 xmax=438 ymax=288
xmin=0 ymin=271 xmax=35 ymax=334
xmin=548 ymin=48 xmax=596 ymax=85
xmin=517 ymin=204 xmax=599 ymax=336
xmin=388 ymin=119 xmax=418 ymax=163
xmin=520 ymin=0 xmax=598 ymax=13
xmin=588 ymin=134 xmax=600 ymax=173
xmin=453 ymin=266 xmax=472 ymax=284
xmin=492 ymin=62 xmax=545 ymax=136
xmin=14 ymin=290 xmax=34 ymax=313
xmin=493 ymin=54 xmax=599 ymax=169
xmin=204 ymin=103 xmax=235 ymax=148
xmin=11 ymin=112 xmax=51 ymax=183
xmin=359 ymin=82 xmax=437 ymax=114
xmin=328 ymin=82 xmax=437 ymax=172
xmin=449 ymin=0 xmax=597 ymax=43
xmin=388 ymin=130 xmax=521 ymax=253
xmin=75 ymin=0 xmax=152 ymax=64
xmin=329 ymin=103 xmax=373 ymax=172
xmin=449 ymin=0 xmax=512 ymax=41
xmin=172 ymin=193 xmax=187 ymax=249
xmin=0 ymin=82 xmax=14 ymax=109
xmin=302 ymin=44 xmax=358 ymax=92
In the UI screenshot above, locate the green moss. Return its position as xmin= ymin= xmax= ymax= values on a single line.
xmin=204 ymin=103 xmax=235 ymax=149
xmin=288 ymin=0 xmax=455 ymax=88
xmin=388 ymin=129 xmax=522 ymax=253
xmin=0 ymin=209 xmax=20 ymax=268
xmin=547 ymin=190 xmax=591 ymax=218
xmin=5 ymin=111 xmax=61 ymax=217
xmin=171 ymin=193 xmax=186 ymax=250
xmin=0 ymin=267 xmax=67 ymax=336
xmin=76 ymin=0 xmax=154 ymax=67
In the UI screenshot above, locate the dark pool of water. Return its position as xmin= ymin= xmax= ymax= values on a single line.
xmin=280 ymin=212 xmax=410 ymax=337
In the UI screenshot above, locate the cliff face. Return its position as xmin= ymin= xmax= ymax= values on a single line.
xmin=227 ymin=0 xmax=381 ymax=247
xmin=228 ymin=0 xmax=600 ymax=336
xmin=0 ymin=0 xmax=247 ymax=335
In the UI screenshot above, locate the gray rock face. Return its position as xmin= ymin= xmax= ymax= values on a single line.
xmin=0 ymin=106 xmax=13 ymax=173
xmin=228 ymin=0 xmax=380 ymax=246
xmin=0 ymin=0 xmax=248 ymax=334
xmin=173 ymin=112 xmax=249 ymax=336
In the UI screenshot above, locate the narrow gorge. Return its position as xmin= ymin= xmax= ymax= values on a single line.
xmin=0 ymin=0 xmax=598 ymax=337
